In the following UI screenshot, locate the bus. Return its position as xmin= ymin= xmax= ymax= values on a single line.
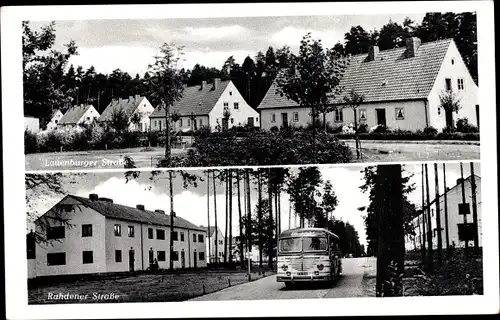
xmin=276 ymin=228 xmax=342 ymax=288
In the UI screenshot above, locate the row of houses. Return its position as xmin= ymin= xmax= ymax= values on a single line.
xmin=25 ymin=37 xmax=479 ymax=135
xmin=404 ymin=174 xmax=482 ymax=251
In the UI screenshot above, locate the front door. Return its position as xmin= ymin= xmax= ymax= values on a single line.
xmin=281 ymin=113 xmax=288 ymax=128
xmin=376 ymin=109 xmax=386 ymax=127
xmin=193 ymin=251 xmax=198 ymax=269
xmin=247 ymin=117 xmax=254 ymax=127
xmin=181 ymin=250 xmax=186 ymax=268
xmin=445 ymin=109 xmax=454 ymax=128
xmin=475 ymin=105 xmax=480 ymax=129
xmin=129 ymin=249 xmax=135 ymax=272
xmin=222 ymin=118 xmax=229 ymax=130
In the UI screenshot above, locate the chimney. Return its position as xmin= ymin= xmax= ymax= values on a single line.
xmin=89 ymin=193 xmax=99 ymax=201
xmin=213 ymin=78 xmax=221 ymax=90
xmin=456 ymin=178 xmax=463 ymax=186
xmin=154 ymin=209 xmax=165 ymax=214
xmin=136 ymin=204 xmax=145 ymax=210
xmin=99 ymin=197 xmax=113 ymax=203
xmin=368 ymin=46 xmax=379 ymax=61
xmin=201 ymin=80 xmax=207 ymax=90
xmin=406 ymin=37 xmax=421 ymax=58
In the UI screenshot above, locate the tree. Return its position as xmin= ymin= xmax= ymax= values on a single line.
xmin=321 ymin=180 xmax=338 ymax=221
xmin=344 ymin=26 xmax=372 ymax=55
xmin=110 ymin=107 xmax=130 ymax=132
xmin=241 ymin=199 xmax=276 ymax=262
xmin=145 ymin=43 xmax=185 ymax=165
xmin=276 ymin=33 xmax=349 ymax=163
xmin=23 ymin=21 xmax=78 ymax=127
xmin=377 ymin=19 xmax=408 ymax=50
xmin=343 ymin=89 xmax=365 ymax=159
xmin=286 ymin=167 xmax=323 ymax=227
xmin=439 ymin=90 xmax=462 ymax=128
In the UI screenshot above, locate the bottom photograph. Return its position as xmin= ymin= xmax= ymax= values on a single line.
xmin=25 ymin=162 xmax=482 ymax=304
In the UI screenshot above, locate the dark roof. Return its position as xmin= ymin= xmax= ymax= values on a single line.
xmin=150 ymin=80 xmax=230 ymax=118
xmin=98 ymin=95 xmax=145 ymax=122
xmin=279 ymin=227 xmax=339 ymax=239
xmin=68 ymin=195 xmax=205 ymax=231
xmin=258 ymin=39 xmax=453 ymax=109
xmin=59 ymin=105 xmax=94 ymax=124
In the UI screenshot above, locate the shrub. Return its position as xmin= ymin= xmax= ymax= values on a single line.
xmin=147 ymin=131 xmax=161 ymax=147
xmin=119 ymin=130 xmax=142 ymax=149
xmin=358 ymin=123 xmax=369 ymax=133
xmin=270 ymin=126 xmax=279 ymax=133
xmin=423 ymin=126 xmax=438 ymax=135
xmin=456 ymin=118 xmax=479 ymax=133
xmin=24 ymin=130 xmax=39 ymax=154
xmin=342 ymin=123 xmax=355 ymax=134
xmin=442 ymin=125 xmax=456 ymax=133
xmin=372 ymin=125 xmax=388 ymax=133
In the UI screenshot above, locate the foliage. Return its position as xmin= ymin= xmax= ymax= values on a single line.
xmin=327 ymin=219 xmax=365 ymax=257
xmin=109 ymin=107 xmax=130 ymax=132
xmin=423 ymin=126 xmax=438 ymax=135
xmin=456 ymin=118 xmax=479 ymax=133
xmin=240 ymin=199 xmax=276 ymax=257
xmin=358 ymin=123 xmax=369 ymax=134
xmin=439 ymin=90 xmax=462 ymax=114
xmin=25 ymin=130 xmax=39 ymax=154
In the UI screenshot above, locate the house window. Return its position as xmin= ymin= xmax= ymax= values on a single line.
xmin=148 ymin=228 xmax=153 ymax=239
xmin=157 ymin=229 xmax=165 ymax=240
xmin=27 ymin=234 xmax=36 ymax=259
xmin=172 ymin=251 xmax=179 ymax=261
xmin=445 ymin=78 xmax=452 ymax=91
xmin=157 ymin=251 xmax=166 ymax=262
xmin=115 ymin=250 xmax=122 ymax=262
xmin=438 ymin=107 xmax=441 ymax=115
xmin=55 ymin=120 xmax=58 ymax=124
xmin=451 ymin=58 xmax=455 ymax=65
xmin=172 ymin=231 xmax=178 ymax=241
xmin=335 ymin=109 xmax=343 ymax=122
xmin=82 ymin=251 xmax=93 ymax=264
xmin=293 ymin=112 xmax=299 ymax=122
xmin=458 ymin=223 xmax=477 ymax=242
xmin=219 ymin=252 xmax=222 ymax=257
xmin=219 ymin=240 xmax=223 ymax=245
xmin=159 ymin=120 xmax=162 ymax=131
xmin=199 ymin=119 xmax=203 ymax=126
xmin=457 ymin=78 xmax=464 ymax=90
xmin=359 ymin=109 xmax=367 ymax=121
xmin=47 ymin=226 xmax=65 ymax=240
xmin=231 ymin=118 xmax=234 ymax=124
xmin=187 ymin=119 xmax=191 ymax=127
xmin=47 ymin=252 xmax=66 ymax=266
xmin=229 ymin=91 xmax=233 ymax=96
xmin=223 ymin=102 xmax=229 ymax=107
xmin=193 ymin=234 xmax=197 ymax=242
xmin=180 ymin=232 xmax=185 ymax=242
xmin=256 ymin=117 xmax=259 ymax=122
xmin=395 ymin=108 xmax=405 ymax=120
xmin=198 ymin=234 xmax=204 ymax=243
xmin=234 ymin=102 xmax=239 ymax=109
xmin=199 ymin=252 xmax=205 ymax=260
xmin=128 ymin=226 xmax=135 ymax=237
xmin=179 ymin=118 xmax=183 ymax=127
xmin=82 ymin=224 xmax=92 ymax=237
xmin=114 ymin=224 xmax=121 ymax=237
xmin=271 ymin=114 xmax=276 ymax=123
xmin=86 ymin=117 xmax=90 ymax=120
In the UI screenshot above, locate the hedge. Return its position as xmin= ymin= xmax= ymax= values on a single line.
xmin=335 ymin=131 xmax=480 ymax=141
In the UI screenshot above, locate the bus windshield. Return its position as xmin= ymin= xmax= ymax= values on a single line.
xmin=279 ymin=236 xmax=327 ymax=252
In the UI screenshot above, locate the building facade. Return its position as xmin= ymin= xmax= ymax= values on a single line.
xmin=405 ymin=174 xmax=482 ymax=251
xmin=202 ymin=226 xmax=226 ymax=264
xmin=58 ymin=104 xmax=100 ymax=129
xmin=45 ymin=110 xmax=64 ymax=131
xmin=98 ymin=95 xmax=155 ymax=132
xmin=258 ymin=38 xmax=479 ymax=132
xmin=28 ymin=193 xmax=207 ymax=279
xmin=24 ymin=116 xmax=40 ymax=133
xmin=150 ymin=78 xmax=259 ymax=132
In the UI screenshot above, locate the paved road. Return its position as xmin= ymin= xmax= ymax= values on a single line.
xmin=344 ymin=140 xmax=480 ymax=162
xmin=190 ymin=257 xmax=376 ymax=301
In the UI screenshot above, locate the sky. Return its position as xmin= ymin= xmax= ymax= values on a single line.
xmin=26 ymin=162 xmax=480 ymax=249
xmin=28 ymin=13 xmax=426 ymax=77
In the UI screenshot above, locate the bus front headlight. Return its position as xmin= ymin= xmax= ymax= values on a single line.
xmin=281 ymin=265 xmax=288 ymax=271
xmin=317 ymin=264 xmax=324 ymax=271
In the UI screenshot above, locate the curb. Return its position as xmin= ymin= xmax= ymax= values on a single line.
xmin=341 ymin=139 xmax=480 ymax=146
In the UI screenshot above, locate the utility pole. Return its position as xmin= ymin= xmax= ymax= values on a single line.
xmin=434 ymin=163 xmax=443 ymax=262
xmin=443 ymin=163 xmax=450 ymax=253
xmin=207 ymin=170 xmax=211 ymax=265
xmin=420 ymin=164 xmax=426 ymax=264
xmin=470 ymin=163 xmax=479 ymax=251
xmin=424 ymin=164 xmax=433 ymax=272
xmin=460 ymin=163 xmax=469 ymax=255
xmin=213 ymin=170 xmax=218 ymax=265
xmin=169 ymin=171 xmax=175 ymax=270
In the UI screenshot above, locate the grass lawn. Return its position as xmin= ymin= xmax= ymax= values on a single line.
xmin=28 ymin=269 xmax=272 ymax=304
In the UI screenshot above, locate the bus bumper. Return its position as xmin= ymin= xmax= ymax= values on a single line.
xmin=276 ymin=275 xmax=332 ymax=282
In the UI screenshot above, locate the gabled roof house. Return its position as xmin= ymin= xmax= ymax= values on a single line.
xmin=58 ymin=104 xmax=100 ymax=128
xmin=98 ymin=95 xmax=154 ymax=132
xmin=258 ymin=38 xmax=479 ymax=132
xmin=150 ymin=78 xmax=259 ymax=132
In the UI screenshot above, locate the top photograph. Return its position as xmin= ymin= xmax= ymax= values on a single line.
xmin=23 ymin=12 xmax=480 ymax=171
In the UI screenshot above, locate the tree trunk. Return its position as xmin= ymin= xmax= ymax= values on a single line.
xmin=224 ymin=170 xmax=228 ymax=264
xmin=443 ymin=163 xmax=450 ymax=254
xmin=460 ymin=163 xmax=469 ymax=255
xmin=169 ymin=171 xmax=175 ymax=270
xmin=311 ymin=106 xmax=316 ymax=163
xmin=424 ymin=164 xmax=433 ymax=272
xmin=323 ymin=112 xmax=327 ymax=132
xmin=258 ymin=170 xmax=263 ymax=268
xmin=268 ymin=168 xmax=274 ymax=269
xmin=246 ymin=170 xmax=252 ymax=263
xmin=434 ymin=163 xmax=443 ymax=262
xmin=228 ymin=169 xmax=233 ymax=264
xmin=213 ymin=170 xmax=218 ymax=264
xmin=470 ymin=163 xmax=479 ymax=251
xmin=165 ymin=104 xmax=171 ymax=163
xmin=207 ymin=170 xmax=211 ymax=265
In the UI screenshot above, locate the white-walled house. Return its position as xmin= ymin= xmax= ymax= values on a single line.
xmin=149 ymin=78 xmax=259 ymax=132
xmin=58 ymin=104 xmax=100 ymax=129
xmin=28 ymin=193 xmax=207 ymax=279
xmin=45 ymin=110 xmax=64 ymax=131
xmin=202 ymin=226 xmax=226 ymax=264
xmin=258 ymin=38 xmax=479 ymax=132
xmin=24 ymin=116 xmax=40 ymax=133
xmin=98 ymin=95 xmax=155 ymax=132
xmin=405 ymin=174 xmax=482 ymax=251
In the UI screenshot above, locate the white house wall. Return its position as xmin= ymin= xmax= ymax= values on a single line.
xmin=206 ymin=228 xmax=226 ymax=263
xmin=129 ymin=97 xmax=155 ymax=132
xmin=104 ymin=218 xmax=143 ymax=273
xmin=24 ymin=117 xmax=40 ymax=133
xmin=34 ymin=197 xmax=107 ymax=277
xmin=77 ymin=106 xmax=100 ymax=126
xmin=46 ymin=111 xmax=64 ymax=131
xmin=209 ymin=81 xmax=259 ymax=130
xmin=151 ymin=115 xmax=210 ymax=132
xmin=427 ymin=41 xmax=479 ymax=129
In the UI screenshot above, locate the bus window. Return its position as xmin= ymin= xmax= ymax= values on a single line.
xmin=280 ymin=238 xmax=301 ymax=252
xmin=303 ymin=237 xmax=327 ymax=251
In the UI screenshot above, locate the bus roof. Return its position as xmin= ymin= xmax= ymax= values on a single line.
xmin=279 ymin=227 xmax=339 ymax=240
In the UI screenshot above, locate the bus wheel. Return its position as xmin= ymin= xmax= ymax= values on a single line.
xmin=285 ymin=282 xmax=294 ymax=289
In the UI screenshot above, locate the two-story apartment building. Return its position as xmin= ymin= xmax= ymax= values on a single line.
xmin=405 ymin=174 xmax=482 ymax=251
xmin=98 ymin=95 xmax=155 ymax=132
xmin=58 ymin=104 xmax=100 ymax=129
xmin=149 ymin=78 xmax=259 ymax=132
xmin=258 ymin=38 xmax=479 ymax=132
xmin=28 ymin=193 xmax=207 ymax=279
